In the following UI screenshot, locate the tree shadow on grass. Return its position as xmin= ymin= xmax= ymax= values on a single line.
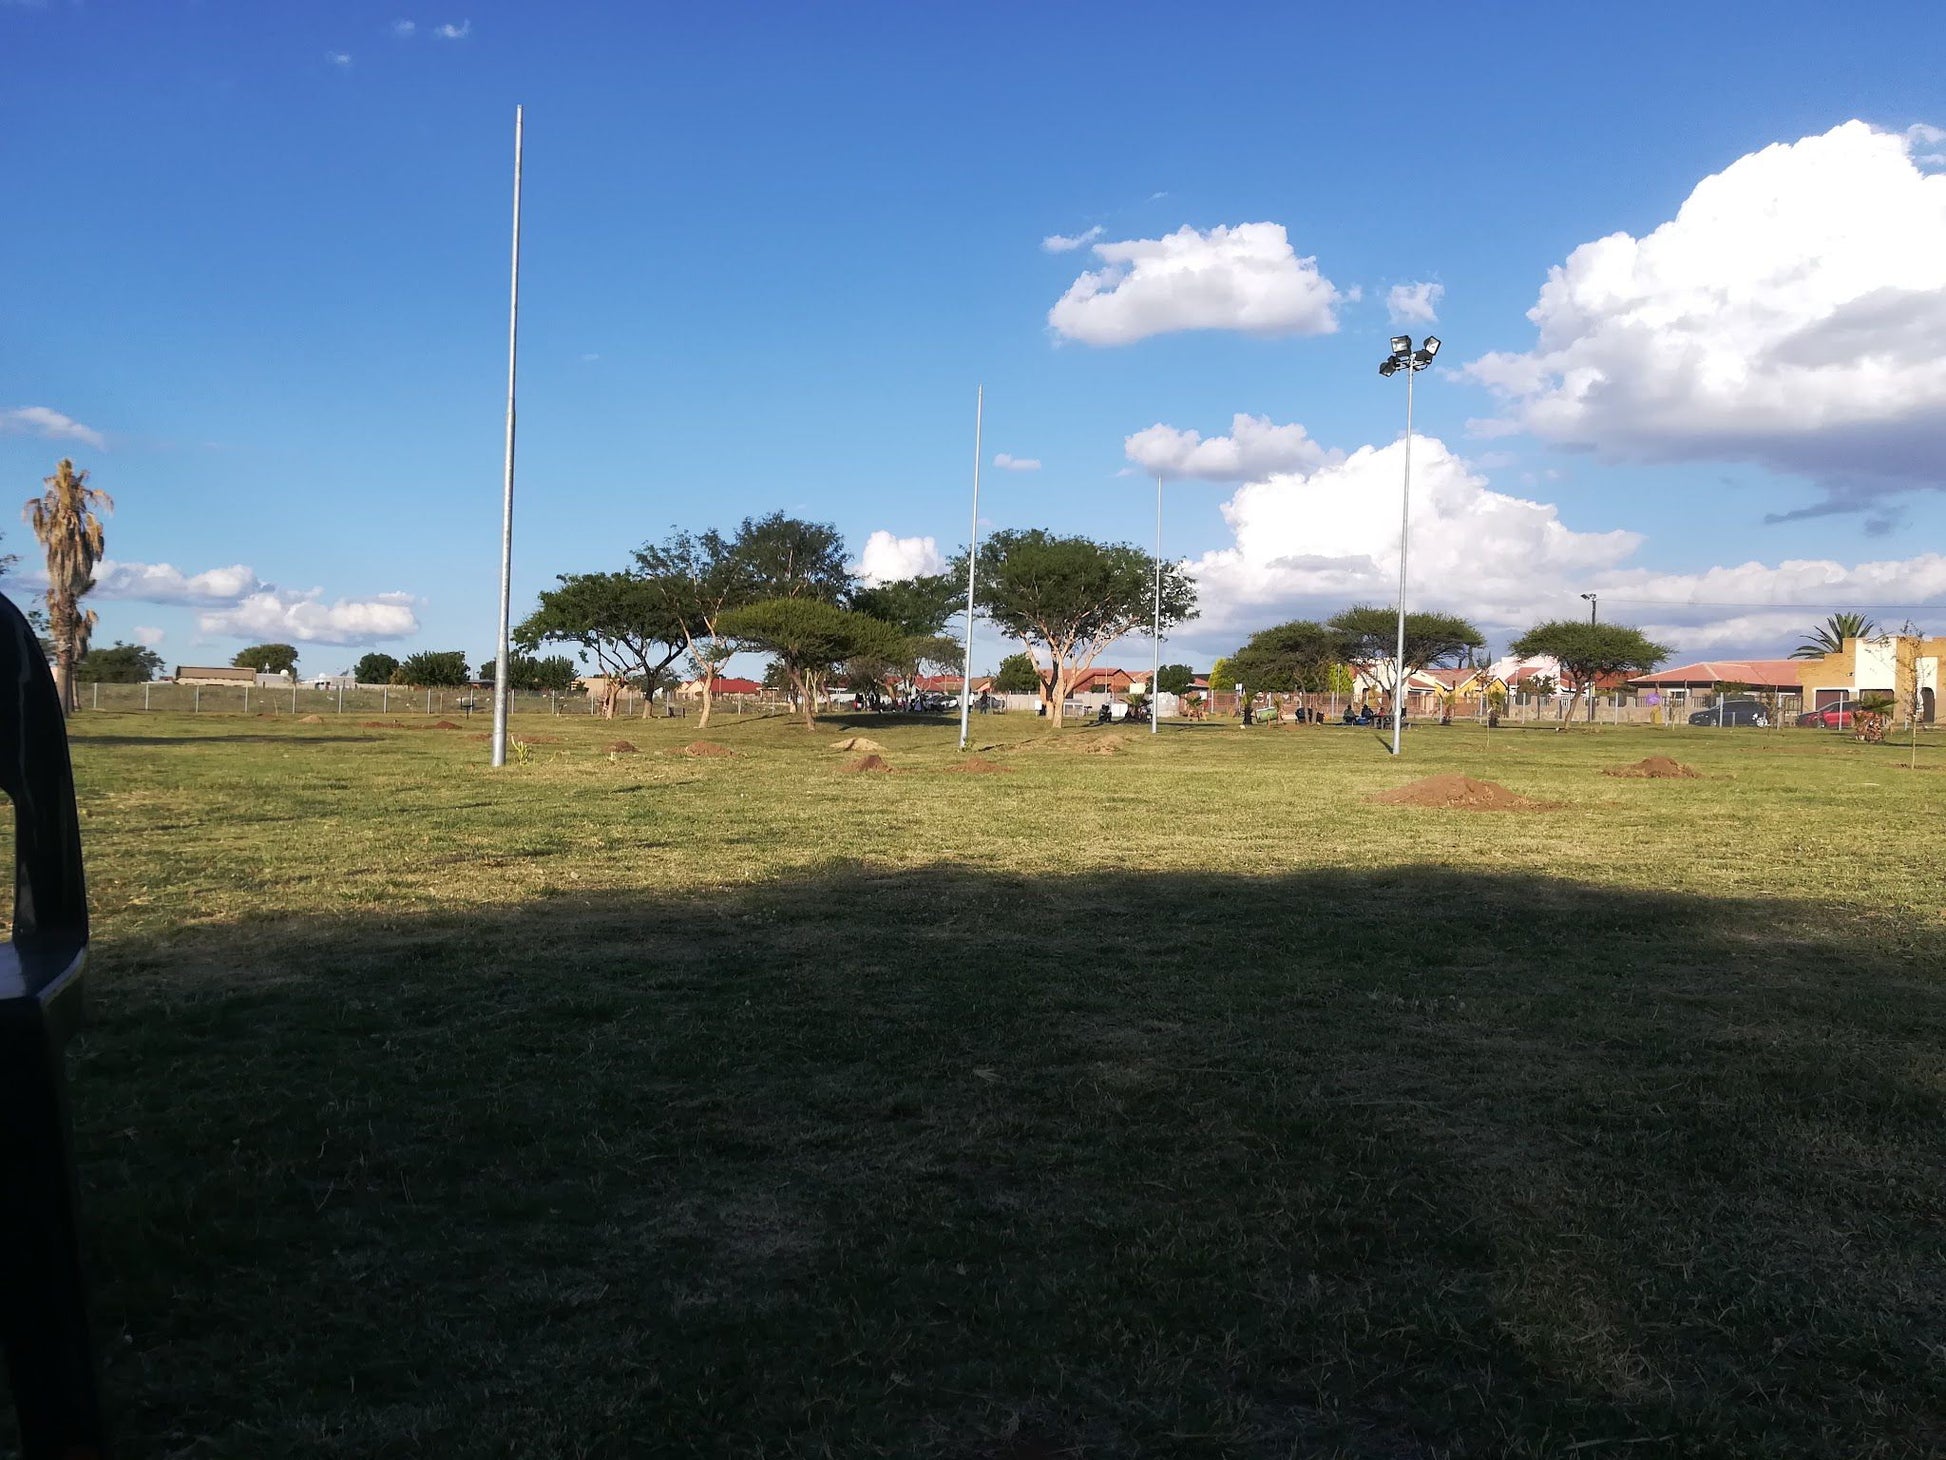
xmin=73 ymin=734 xmax=385 ymax=748
xmin=43 ymin=865 xmax=1946 ymax=1458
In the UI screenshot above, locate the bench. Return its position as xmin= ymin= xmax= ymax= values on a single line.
xmin=0 ymin=589 xmax=105 ymax=1457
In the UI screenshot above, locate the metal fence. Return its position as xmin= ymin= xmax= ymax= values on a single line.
xmin=71 ymin=682 xmax=799 ymax=719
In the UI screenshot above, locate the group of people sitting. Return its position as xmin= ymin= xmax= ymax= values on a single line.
xmin=1341 ymin=702 xmax=1403 ymax=726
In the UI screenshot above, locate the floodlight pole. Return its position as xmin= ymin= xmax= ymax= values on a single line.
xmin=1391 ymin=359 xmax=1414 ymax=758
xmin=1151 ymin=474 xmax=1162 ymax=735
xmin=958 ymin=386 xmax=983 ymax=752
xmin=491 ymin=104 xmax=523 ymax=769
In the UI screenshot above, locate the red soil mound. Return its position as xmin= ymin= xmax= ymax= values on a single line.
xmin=1369 ymin=773 xmax=1554 ymax=812
xmin=1604 ymin=756 xmax=1700 ymax=779
xmin=683 ymin=740 xmax=735 ymax=758
xmin=843 ymin=754 xmax=892 ymax=773
xmin=428 ymin=720 xmax=463 ymax=730
xmin=943 ymin=756 xmax=1012 ymax=774
xmin=606 ymin=740 xmax=638 ymax=753
xmin=298 ymin=714 xmax=325 ymax=724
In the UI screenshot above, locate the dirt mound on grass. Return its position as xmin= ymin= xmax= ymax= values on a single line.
xmin=1604 ymin=756 xmax=1700 ymax=780
xmin=605 ymin=740 xmax=638 ymax=754
xmin=842 ymin=754 xmax=892 ymax=773
xmin=830 ymin=735 xmax=887 ymax=752
xmin=1370 ymin=773 xmax=1555 ymax=812
xmin=361 ymin=720 xmax=408 ymax=729
xmin=298 ymin=714 xmax=325 ymax=724
xmin=682 ymin=740 xmax=735 ymax=758
xmin=428 ymin=720 xmax=463 ymax=730
xmin=943 ymin=756 xmax=1012 ymax=774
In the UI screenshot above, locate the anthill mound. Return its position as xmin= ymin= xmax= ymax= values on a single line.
xmin=683 ymin=740 xmax=735 ymax=758
xmin=843 ymin=754 xmax=892 ymax=773
xmin=428 ymin=720 xmax=463 ymax=730
xmin=1369 ymin=773 xmax=1555 ymax=812
xmin=606 ymin=740 xmax=638 ymax=754
xmin=943 ymin=756 xmax=1012 ymax=774
xmin=1604 ymin=756 xmax=1700 ymax=780
xmin=830 ymin=735 xmax=886 ymax=753
xmin=298 ymin=714 xmax=325 ymax=724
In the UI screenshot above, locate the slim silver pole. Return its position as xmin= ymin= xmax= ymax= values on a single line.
xmin=492 ymin=104 xmax=524 ymax=768
xmin=1151 ymin=474 xmax=1162 ymax=735
xmin=1392 ymin=361 xmax=1414 ymax=758
xmin=957 ymin=385 xmax=983 ymax=752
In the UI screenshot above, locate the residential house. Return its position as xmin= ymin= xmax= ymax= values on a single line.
xmin=172 ymin=665 xmax=257 ymax=686
xmin=1628 ymin=659 xmax=1804 ymax=706
xmin=676 ymin=675 xmax=764 ymax=698
xmin=1795 ymin=635 xmax=1942 ymax=722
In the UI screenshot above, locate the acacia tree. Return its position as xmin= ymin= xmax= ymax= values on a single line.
xmin=959 ymin=529 xmax=1196 ymax=727
xmin=636 ymin=527 xmax=753 ymax=729
xmin=852 ymin=573 xmax=961 ymax=699
xmin=718 ymin=598 xmax=905 ymax=729
xmin=1328 ymin=605 xmax=1483 ymax=712
xmin=1228 ymin=621 xmax=1344 ymax=707
xmin=515 ymin=571 xmax=686 ymax=718
xmin=233 ymin=643 xmax=299 ymax=676
xmin=1508 ymin=621 xmax=1670 ymax=722
xmin=734 ymin=512 xmax=851 ymax=603
xmin=24 ymin=458 xmax=111 ymax=713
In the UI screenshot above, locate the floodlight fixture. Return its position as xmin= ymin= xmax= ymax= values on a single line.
xmin=1379 ymin=358 xmax=1399 ymax=377
xmin=1422 ymin=336 xmax=1441 ymax=358
xmin=1389 ymin=335 xmax=1412 ymax=358
xmin=1412 ymin=348 xmax=1433 ymax=367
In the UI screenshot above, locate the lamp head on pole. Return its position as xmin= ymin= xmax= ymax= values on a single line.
xmin=1382 ymin=335 xmax=1442 ymax=375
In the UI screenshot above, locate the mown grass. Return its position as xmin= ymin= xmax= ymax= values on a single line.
xmin=14 ymin=710 xmax=1946 ymax=1456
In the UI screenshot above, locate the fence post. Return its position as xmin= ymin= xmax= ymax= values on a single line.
xmin=91 ymin=682 xmax=98 ymax=711
xmin=143 ymin=682 xmax=150 ymax=711
xmin=426 ymin=689 xmax=432 ymax=715
xmin=337 ymin=682 xmax=344 ymax=713
xmin=194 ymin=686 xmax=201 ymax=712
xmin=382 ymin=686 xmax=388 ymax=714
xmin=243 ymin=685 xmax=249 ymax=714
xmin=291 ymin=684 xmax=298 ymax=713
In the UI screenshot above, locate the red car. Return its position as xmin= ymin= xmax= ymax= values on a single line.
xmin=1797 ymin=705 xmax=1855 ymax=729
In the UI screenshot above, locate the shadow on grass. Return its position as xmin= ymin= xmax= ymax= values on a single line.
xmin=47 ymin=865 xmax=1946 ymax=1458
xmin=74 ymin=733 xmax=386 ymax=748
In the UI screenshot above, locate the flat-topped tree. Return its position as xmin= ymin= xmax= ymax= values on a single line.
xmin=232 ymin=643 xmax=299 ymax=677
xmin=1328 ymin=605 xmax=1483 ymax=710
xmin=1228 ymin=621 xmax=1343 ymax=701
xmin=851 ymin=574 xmax=962 ymax=701
xmin=1508 ymin=620 xmax=1670 ymax=721
xmin=719 ymin=598 xmax=905 ymax=729
xmin=732 ymin=512 xmax=851 ymax=603
xmin=635 ymin=527 xmax=752 ymax=730
xmin=515 ymin=571 xmax=686 ymax=718
xmin=957 ymin=529 xmax=1196 ymax=727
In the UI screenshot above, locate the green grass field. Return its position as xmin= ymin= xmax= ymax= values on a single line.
xmin=19 ymin=710 xmax=1946 ymax=1456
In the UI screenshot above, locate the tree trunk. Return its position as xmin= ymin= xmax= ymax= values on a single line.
xmin=792 ymin=669 xmax=815 ymax=730
xmin=600 ymin=682 xmax=620 ymax=719
xmin=51 ymin=659 xmax=73 ymax=717
xmin=697 ymin=682 xmax=714 ymax=729
xmin=1048 ymin=668 xmax=1069 ymax=727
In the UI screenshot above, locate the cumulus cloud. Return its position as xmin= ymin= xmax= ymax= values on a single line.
xmin=992 ymin=453 xmax=1040 ymax=471
xmin=853 ymin=531 xmax=945 ymax=586
xmin=1042 ymin=226 xmax=1102 ymax=254
xmin=391 ymin=19 xmax=417 ymax=37
xmin=0 ymin=406 xmax=106 ymax=451
xmin=1126 ymin=413 xmax=1337 ymax=482
xmin=1909 ymin=122 xmax=1946 ymax=166
xmin=199 ymin=591 xmax=418 ymax=645
xmin=132 ymin=626 xmax=165 ymax=647
xmin=433 ymin=19 xmax=470 ymax=38
xmin=1047 ymin=222 xmax=1345 ymax=346
xmin=88 ymin=560 xmax=418 ymax=644
xmin=1466 ymin=120 xmax=1946 ymax=510
xmin=1181 ymin=428 xmax=1946 ymax=656
xmin=1386 ymin=281 xmax=1443 ymax=325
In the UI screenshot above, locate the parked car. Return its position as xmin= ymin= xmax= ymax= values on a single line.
xmin=1796 ymin=704 xmax=1855 ymax=729
xmin=1689 ymin=699 xmax=1769 ymax=727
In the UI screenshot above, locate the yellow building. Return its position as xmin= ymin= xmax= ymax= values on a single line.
xmin=1796 ymin=635 xmax=1942 ymax=723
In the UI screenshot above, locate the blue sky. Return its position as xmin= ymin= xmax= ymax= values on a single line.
xmin=4 ymin=0 xmax=1945 ymax=673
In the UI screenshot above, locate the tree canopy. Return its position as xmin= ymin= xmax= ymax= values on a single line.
xmin=1156 ymin=663 xmax=1196 ymax=695
xmin=1791 ymin=612 xmax=1876 ymax=660
xmin=719 ymin=598 xmax=904 ymax=728
xmin=354 ymin=652 xmax=399 ymax=685
xmin=992 ymin=652 xmax=1040 ymax=693
xmin=1228 ymin=620 xmax=1343 ymax=697
xmin=732 ymin=512 xmax=851 ymax=603
xmin=232 ymin=643 xmax=299 ymax=676
xmin=960 ymin=529 xmax=1197 ymax=726
xmin=1327 ymin=605 xmax=1484 ymax=692
xmin=1508 ymin=620 xmax=1670 ymax=720
xmin=850 ymin=573 xmax=959 ymax=637
xmin=74 ymin=641 xmax=162 ymax=683
xmin=394 ymin=650 xmax=470 ymax=687
xmin=25 ymin=458 xmax=111 ymax=713
xmin=481 ymin=650 xmax=581 ymax=694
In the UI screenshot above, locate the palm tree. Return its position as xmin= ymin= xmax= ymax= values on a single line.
xmin=1791 ymin=611 xmax=1876 ymax=660
xmin=25 ymin=458 xmax=112 ymax=713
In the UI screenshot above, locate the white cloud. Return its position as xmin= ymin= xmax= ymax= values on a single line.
xmin=327 ymin=51 xmax=353 ymax=67
xmin=1386 ymin=281 xmax=1443 ymax=325
xmin=132 ymin=626 xmax=165 ymax=648
xmin=88 ymin=560 xmax=419 ymax=645
xmin=853 ymin=531 xmax=945 ymax=586
xmin=1041 ymin=226 xmax=1102 ymax=254
xmin=0 ymin=406 xmax=106 ymax=450
xmin=1181 ymin=428 xmax=1946 ymax=656
xmin=1466 ymin=120 xmax=1946 ymax=510
xmin=1047 ymin=222 xmax=1345 ymax=346
xmin=433 ymin=19 xmax=470 ymax=39
xmin=1909 ymin=123 xmax=1946 ymax=166
xmin=1125 ymin=413 xmax=1337 ymax=482
xmin=199 ymin=591 xmax=418 ymax=645
xmin=992 ymin=453 xmax=1041 ymax=471
xmin=391 ymin=19 xmax=417 ymax=37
